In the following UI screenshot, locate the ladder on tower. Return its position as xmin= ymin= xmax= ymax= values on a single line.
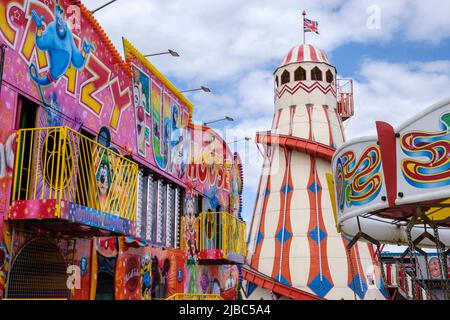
xmin=337 ymin=79 xmax=354 ymax=122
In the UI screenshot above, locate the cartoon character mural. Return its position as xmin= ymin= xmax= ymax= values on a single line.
xmin=95 ymin=127 xmax=115 ymax=210
xmin=184 ymin=197 xmax=198 ymax=261
xmin=132 ymin=66 xmax=150 ymax=157
xmin=191 ymin=265 xmax=239 ymax=298
xmin=151 ymin=255 xmax=170 ymax=299
xmin=0 ymin=225 xmax=11 ymax=299
xmin=182 ymin=195 xmax=199 ymax=294
xmin=170 ymin=104 xmax=189 ymax=179
xmin=94 ymin=126 xmax=134 ymax=216
xmin=28 ymin=0 xmax=94 ymax=107
xmin=141 ymin=254 xmax=151 ymax=300
xmin=151 ymin=82 xmax=167 ymax=169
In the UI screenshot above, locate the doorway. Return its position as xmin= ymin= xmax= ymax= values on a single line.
xmin=95 ymin=253 xmax=116 ymax=300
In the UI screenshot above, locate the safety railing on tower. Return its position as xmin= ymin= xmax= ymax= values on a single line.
xmin=336 ymin=78 xmax=354 ymax=121
xmin=10 ymin=126 xmax=138 ymax=235
xmin=166 ymin=293 xmax=224 ymax=300
xmin=198 ymin=211 xmax=247 ymax=264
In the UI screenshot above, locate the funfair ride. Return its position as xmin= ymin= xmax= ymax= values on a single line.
xmin=244 ymin=44 xmax=386 ymax=300
xmin=329 ymin=98 xmax=450 ymax=300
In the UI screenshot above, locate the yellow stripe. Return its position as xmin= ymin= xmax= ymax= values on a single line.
xmin=326 ymin=172 xmax=340 ymax=233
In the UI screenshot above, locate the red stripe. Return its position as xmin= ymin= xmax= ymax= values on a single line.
xmin=306 ymin=104 xmax=313 ymax=141
xmin=250 ymin=154 xmax=274 ymax=270
xmin=276 ymin=81 xmax=337 ymax=99
xmin=284 ymin=48 xmax=294 ymax=65
xmin=289 ymin=105 xmax=296 ymax=136
xmin=317 ymin=49 xmax=326 ymax=62
xmin=275 ymin=108 xmax=283 ymax=129
xmin=334 ymin=108 xmax=345 ymax=142
xmin=309 ymin=45 xmax=318 ymax=62
xmin=354 ymin=243 xmax=368 ymax=286
xmin=376 ymin=121 xmax=397 ymax=207
xmin=297 ymin=45 xmax=305 ymax=62
xmin=306 ymin=156 xmax=333 ymax=294
xmin=281 ymin=151 xmax=293 ymax=285
xmin=322 ymin=105 xmax=334 ymax=147
xmin=271 ymin=149 xmax=290 ymax=280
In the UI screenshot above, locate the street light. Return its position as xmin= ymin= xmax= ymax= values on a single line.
xmin=227 ymin=137 xmax=251 ymax=144
xmin=144 ymin=49 xmax=180 ymax=57
xmin=229 ymin=137 xmax=251 ymax=153
xmin=203 ymin=116 xmax=234 ymax=126
xmin=91 ymin=0 xmax=117 ymax=14
xmin=181 ymin=86 xmax=211 ymax=93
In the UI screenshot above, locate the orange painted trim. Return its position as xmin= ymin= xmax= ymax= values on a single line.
xmin=256 ymin=132 xmax=336 ymax=162
xmin=74 ymin=1 xmax=131 ymax=76
xmin=242 ymin=267 xmax=324 ymax=300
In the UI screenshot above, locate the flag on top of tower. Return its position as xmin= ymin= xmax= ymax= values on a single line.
xmin=304 ymin=17 xmax=319 ymax=34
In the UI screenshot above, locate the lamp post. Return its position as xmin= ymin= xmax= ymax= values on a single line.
xmin=180 ymin=86 xmax=211 ymax=93
xmin=228 ymin=137 xmax=251 ymax=153
xmin=203 ymin=116 xmax=234 ymax=127
xmin=91 ymin=0 xmax=117 ymax=14
xmin=144 ymin=50 xmax=180 ymax=57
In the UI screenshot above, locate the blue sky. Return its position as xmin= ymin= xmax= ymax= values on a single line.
xmin=86 ymin=0 xmax=450 ymax=249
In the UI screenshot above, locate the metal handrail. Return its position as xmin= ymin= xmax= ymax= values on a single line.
xmin=11 ymin=126 xmax=138 ymax=221
xmin=198 ymin=211 xmax=247 ymax=258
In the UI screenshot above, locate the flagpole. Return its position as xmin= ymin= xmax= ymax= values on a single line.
xmin=302 ymin=10 xmax=306 ymax=45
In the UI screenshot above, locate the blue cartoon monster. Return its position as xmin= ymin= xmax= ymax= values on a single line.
xmin=29 ymin=0 xmax=95 ymax=106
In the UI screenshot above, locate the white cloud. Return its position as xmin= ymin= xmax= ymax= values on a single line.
xmin=86 ymin=0 xmax=450 ymax=85
xmin=345 ymin=59 xmax=450 ymax=139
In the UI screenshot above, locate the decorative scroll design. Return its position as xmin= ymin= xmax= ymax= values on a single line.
xmin=400 ymin=113 xmax=450 ymax=189
xmin=335 ymin=146 xmax=383 ymax=210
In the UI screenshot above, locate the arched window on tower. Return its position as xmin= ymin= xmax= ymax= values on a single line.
xmin=281 ymin=70 xmax=290 ymax=85
xmin=326 ymin=70 xmax=334 ymax=84
xmin=275 ymin=76 xmax=279 ymax=88
xmin=311 ymin=67 xmax=323 ymax=81
xmin=294 ymin=67 xmax=306 ymax=81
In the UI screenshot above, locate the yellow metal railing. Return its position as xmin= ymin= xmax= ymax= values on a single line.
xmin=198 ymin=211 xmax=247 ymax=259
xmin=12 ymin=126 xmax=138 ymax=221
xmin=166 ymin=293 xmax=224 ymax=300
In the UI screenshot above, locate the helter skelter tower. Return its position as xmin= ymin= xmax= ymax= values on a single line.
xmin=243 ymin=44 xmax=387 ymax=300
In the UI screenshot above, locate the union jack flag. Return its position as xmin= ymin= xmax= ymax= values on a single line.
xmin=304 ymin=18 xmax=319 ymax=34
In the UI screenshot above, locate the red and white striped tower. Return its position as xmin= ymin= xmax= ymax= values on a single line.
xmin=244 ymin=44 xmax=386 ymax=300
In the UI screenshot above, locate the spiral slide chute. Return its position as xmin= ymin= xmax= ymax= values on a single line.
xmin=329 ymin=98 xmax=450 ymax=248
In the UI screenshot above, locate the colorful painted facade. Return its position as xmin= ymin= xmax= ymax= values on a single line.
xmin=244 ymin=44 xmax=387 ymax=300
xmin=0 ymin=0 xmax=245 ymax=300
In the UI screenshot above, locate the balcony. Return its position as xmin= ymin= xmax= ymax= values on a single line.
xmin=166 ymin=293 xmax=223 ymax=300
xmin=337 ymin=78 xmax=354 ymax=121
xmin=9 ymin=127 xmax=138 ymax=236
xmin=198 ymin=211 xmax=247 ymax=264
